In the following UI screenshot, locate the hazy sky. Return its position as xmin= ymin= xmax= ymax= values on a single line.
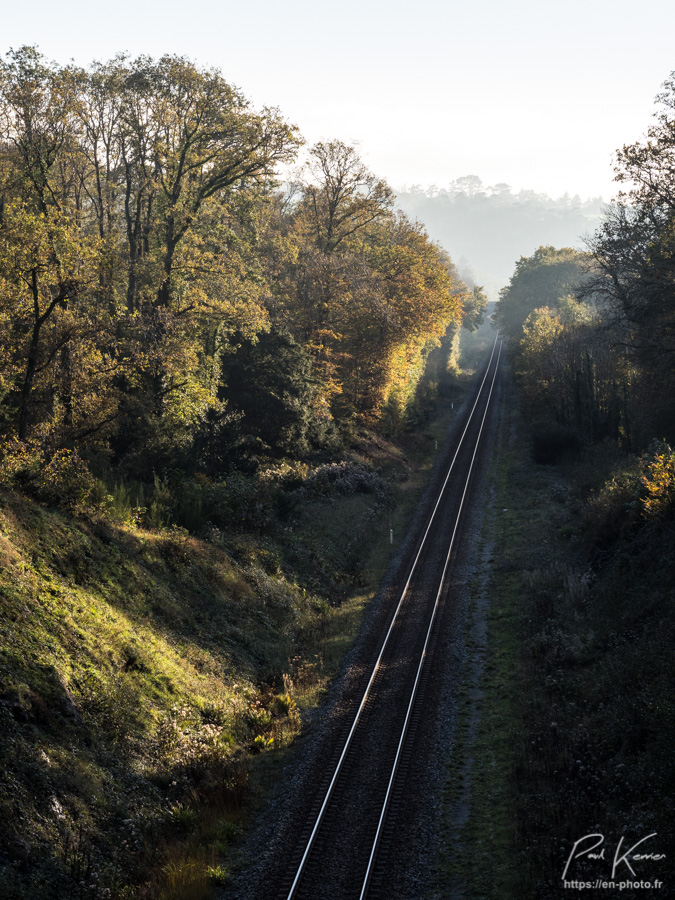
xmin=3 ymin=0 xmax=674 ymax=200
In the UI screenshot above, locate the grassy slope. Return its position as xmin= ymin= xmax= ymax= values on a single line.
xmin=0 ymin=331 xmax=487 ymax=900
xmin=0 ymin=487 xmax=328 ymax=899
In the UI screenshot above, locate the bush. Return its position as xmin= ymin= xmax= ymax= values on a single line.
xmin=0 ymin=440 xmax=109 ymax=513
xmin=294 ymin=461 xmax=392 ymax=503
xmin=38 ymin=450 xmax=107 ymax=510
xmin=640 ymin=440 xmax=675 ymax=518
xmin=217 ymin=327 xmax=334 ymax=460
xmin=155 ymin=704 xmax=234 ymax=786
xmin=582 ymin=440 xmax=675 ymax=549
xmin=0 ymin=437 xmax=44 ymax=487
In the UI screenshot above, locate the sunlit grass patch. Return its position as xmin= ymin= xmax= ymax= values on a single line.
xmin=0 ymin=486 xmax=310 ymax=899
xmin=0 ymin=363 xmax=480 ymax=898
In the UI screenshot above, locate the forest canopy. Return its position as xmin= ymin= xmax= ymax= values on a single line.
xmin=0 ymin=47 xmax=479 ymax=483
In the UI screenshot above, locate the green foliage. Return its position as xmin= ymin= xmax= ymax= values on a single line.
xmin=510 ymin=76 xmax=675 ymax=459
xmin=207 ymin=864 xmax=228 ymax=885
xmin=586 ymin=73 xmax=675 ymax=444
xmin=109 ymin=480 xmax=146 ymax=524
xmin=273 ymin=142 xmax=466 ymax=426
xmin=495 ymin=245 xmax=591 ymax=343
xmin=461 ymin=284 xmax=488 ymax=332
xmin=0 ymin=46 xmax=297 ymax=472
xmin=0 ymin=438 xmax=44 ymax=487
xmin=273 ymin=691 xmax=297 ymax=716
xmin=38 ymin=450 xmax=105 ymax=510
xmin=517 ymin=301 xmax=631 ymax=449
xmin=582 ymin=440 xmax=675 ymax=548
xmin=0 ymin=483 xmax=331 ymax=899
xmin=0 ymin=440 xmax=109 ymax=512
xmin=218 ymin=327 xmax=331 ymax=459
xmin=0 ymin=50 xmax=466 ymax=476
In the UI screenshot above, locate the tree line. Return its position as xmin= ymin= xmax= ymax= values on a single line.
xmin=396 ymin=177 xmax=604 ymax=299
xmin=0 ymin=47 xmax=482 ymax=487
xmin=493 ymin=75 xmax=675 ymax=895
xmin=495 ymin=72 xmax=675 ymax=462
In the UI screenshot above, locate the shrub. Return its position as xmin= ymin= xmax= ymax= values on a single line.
xmin=155 ymin=705 xmax=235 ymax=786
xmin=295 ymin=461 xmax=392 ymax=503
xmin=581 ymin=440 xmax=675 ymax=550
xmin=582 ymin=463 xmax=641 ymax=548
xmin=207 ymin=864 xmax=228 ymax=885
xmin=640 ymin=440 xmax=675 ymax=518
xmin=0 ymin=437 xmax=44 ymax=487
xmin=38 ymin=449 xmax=107 ymax=510
xmin=217 ymin=327 xmax=334 ymax=460
xmin=0 ymin=440 xmax=109 ymax=513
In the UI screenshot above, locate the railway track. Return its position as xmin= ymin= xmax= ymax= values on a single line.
xmin=259 ymin=339 xmax=504 ymax=900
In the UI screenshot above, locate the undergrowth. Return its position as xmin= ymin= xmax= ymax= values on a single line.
xmin=441 ymin=390 xmax=675 ymax=899
xmin=0 ymin=325 xmax=491 ymax=899
xmin=0 ymin=393 xmax=476 ymax=899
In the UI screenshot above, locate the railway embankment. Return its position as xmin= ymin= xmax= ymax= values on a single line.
xmin=435 ymin=374 xmax=674 ymax=899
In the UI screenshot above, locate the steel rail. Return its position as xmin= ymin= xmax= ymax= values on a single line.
xmin=359 ymin=339 xmax=502 ymax=899
xmin=285 ymin=336 xmax=500 ymax=900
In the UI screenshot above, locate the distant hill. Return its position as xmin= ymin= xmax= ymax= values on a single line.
xmin=396 ymin=176 xmax=606 ymax=297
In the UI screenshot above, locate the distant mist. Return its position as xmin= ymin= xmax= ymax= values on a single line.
xmin=396 ymin=176 xmax=606 ymax=297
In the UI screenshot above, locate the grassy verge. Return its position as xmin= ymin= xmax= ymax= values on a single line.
xmin=0 ymin=490 xmax=321 ymax=900
xmin=435 ymin=380 xmax=547 ymax=898
xmin=436 ymin=381 xmax=674 ymax=899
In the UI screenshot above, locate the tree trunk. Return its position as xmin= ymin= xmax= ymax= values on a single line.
xmin=156 ymin=217 xmax=176 ymax=308
xmin=18 ymin=269 xmax=42 ymax=441
xmin=61 ymin=341 xmax=74 ymax=436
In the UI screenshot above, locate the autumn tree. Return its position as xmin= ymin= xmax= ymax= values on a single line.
xmin=518 ymin=299 xmax=630 ymax=449
xmin=357 ymin=216 xmax=467 ymax=423
xmin=0 ymin=47 xmax=112 ymax=443
xmin=463 ymin=284 xmax=488 ymax=332
xmin=586 ymin=72 xmax=675 ymax=442
xmin=119 ymin=56 xmax=299 ymax=311
xmin=301 ymin=141 xmax=395 ymax=254
xmin=0 ymin=49 xmax=472 ymax=477
xmin=0 ymin=48 xmax=304 ymax=470
xmin=276 ymin=141 xmax=395 ymax=394
xmin=495 ymin=245 xmax=591 ymax=344
xmin=274 ymin=142 xmax=466 ymax=425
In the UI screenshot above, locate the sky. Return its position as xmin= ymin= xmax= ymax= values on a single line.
xmin=2 ymin=0 xmax=675 ymax=201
